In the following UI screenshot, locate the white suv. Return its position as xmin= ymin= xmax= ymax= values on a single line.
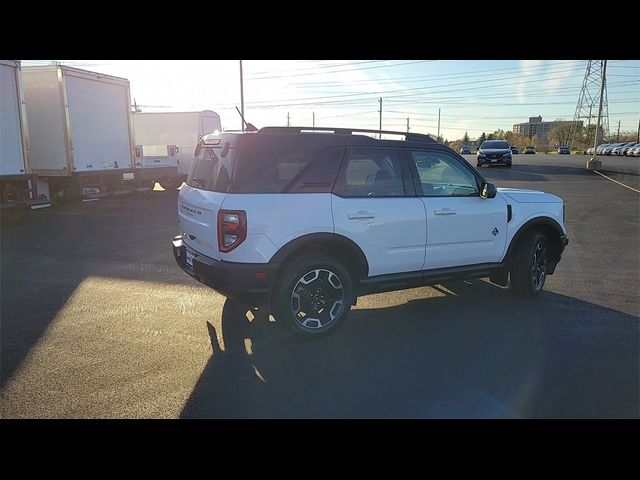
xmin=173 ymin=127 xmax=569 ymax=335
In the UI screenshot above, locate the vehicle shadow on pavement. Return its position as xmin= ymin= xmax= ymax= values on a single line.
xmin=180 ymin=279 xmax=639 ymax=419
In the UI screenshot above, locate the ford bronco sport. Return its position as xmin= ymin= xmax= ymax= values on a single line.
xmin=172 ymin=127 xmax=568 ymax=334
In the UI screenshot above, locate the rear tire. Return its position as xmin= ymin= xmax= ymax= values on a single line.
xmin=273 ymin=254 xmax=354 ymax=335
xmin=510 ymin=231 xmax=547 ymax=296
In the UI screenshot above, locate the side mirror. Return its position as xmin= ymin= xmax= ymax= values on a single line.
xmin=481 ymin=181 xmax=497 ymax=199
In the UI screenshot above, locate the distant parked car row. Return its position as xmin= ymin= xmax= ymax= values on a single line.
xmin=592 ymin=142 xmax=640 ymax=156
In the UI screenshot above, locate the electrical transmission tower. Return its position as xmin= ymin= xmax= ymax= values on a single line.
xmin=571 ymin=60 xmax=609 ymax=148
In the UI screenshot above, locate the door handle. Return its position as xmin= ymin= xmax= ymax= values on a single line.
xmin=434 ymin=208 xmax=456 ymax=216
xmin=348 ymin=211 xmax=375 ymax=220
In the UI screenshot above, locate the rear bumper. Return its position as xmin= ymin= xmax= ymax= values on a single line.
xmin=172 ymin=236 xmax=277 ymax=305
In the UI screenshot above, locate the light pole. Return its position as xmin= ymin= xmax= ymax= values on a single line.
xmin=239 ymin=60 xmax=245 ymax=132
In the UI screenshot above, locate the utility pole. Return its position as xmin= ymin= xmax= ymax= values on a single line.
xmin=437 ymin=108 xmax=441 ymax=142
xmin=406 ymin=117 xmax=410 ymax=132
xmin=239 ymin=60 xmax=245 ymax=132
xmin=287 ymin=112 xmax=290 ymax=127
xmin=378 ymin=98 xmax=383 ymax=139
xmin=312 ymin=112 xmax=315 ymax=129
xmin=616 ymin=120 xmax=621 ymax=142
xmin=587 ymin=60 xmax=607 ymax=170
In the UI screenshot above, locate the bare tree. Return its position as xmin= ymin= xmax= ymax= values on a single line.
xmin=548 ymin=123 xmax=574 ymax=147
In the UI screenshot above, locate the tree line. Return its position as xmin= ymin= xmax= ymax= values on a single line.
xmin=447 ymin=124 xmax=635 ymax=153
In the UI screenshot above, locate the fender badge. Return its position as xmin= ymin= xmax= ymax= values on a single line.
xmin=492 ymin=228 xmax=499 ymax=236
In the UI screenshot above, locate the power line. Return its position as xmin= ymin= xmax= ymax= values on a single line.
xmin=236 ymin=64 xmax=588 ymax=107
xmin=245 ymin=60 xmax=435 ymax=80
xmin=245 ymin=60 xmax=391 ymax=77
xmin=283 ymin=60 xmax=585 ymax=88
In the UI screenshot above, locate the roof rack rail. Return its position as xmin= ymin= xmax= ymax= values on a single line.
xmin=257 ymin=126 xmax=436 ymax=143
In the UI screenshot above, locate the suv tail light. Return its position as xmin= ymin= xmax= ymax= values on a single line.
xmin=218 ymin=210 xmax=247 ymax=252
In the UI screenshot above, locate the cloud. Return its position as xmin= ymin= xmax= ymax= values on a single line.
xmin=516 ymin=60 xmax=543 ymax=103
xmin=333 ymin=64 xmax=388 ymax=94
xmin=544 ymin=60 xmax=582 ymax=94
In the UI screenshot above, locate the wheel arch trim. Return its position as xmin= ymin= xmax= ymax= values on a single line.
xmin=269 ymin=232 xmax=369 ymax=278
xmin=503 ymin=216 xmax=564 ymax=261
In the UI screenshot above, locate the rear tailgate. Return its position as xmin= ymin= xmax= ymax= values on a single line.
xmin=178 ymin=186 xmax=225 ymax=260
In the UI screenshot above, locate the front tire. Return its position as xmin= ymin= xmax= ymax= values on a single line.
xmin=510 ymin=231 xmax=548 ymax=296
xmin=273 ymin=254 xmax=354 ymax=335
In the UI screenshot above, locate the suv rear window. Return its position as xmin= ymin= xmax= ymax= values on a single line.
xmin=187 ymin=145 xmax=233 ymax=192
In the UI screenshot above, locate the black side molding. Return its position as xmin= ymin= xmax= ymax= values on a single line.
xmin=359 ymin=263 xmax=505 ymax=296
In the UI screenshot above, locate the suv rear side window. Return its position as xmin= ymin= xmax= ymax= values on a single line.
xmin=231 ymin=146 xmax=343 ymax=194
xmin=333 ymin=148 xmax=405 ymax=197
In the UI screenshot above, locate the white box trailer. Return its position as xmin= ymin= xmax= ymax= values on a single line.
xmin=0 ymin=60 xmax=47 ymax=208
xmin=131 ymin=143 xmax=180 ymax=189
xmin=132 ymin=110 xmax=222 ymax=183
xmin=21 ymin=65 xmax=159 ymax=199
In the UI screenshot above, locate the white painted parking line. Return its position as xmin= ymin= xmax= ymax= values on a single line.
xmin=594 ymin=170 xmax=640 ymax=194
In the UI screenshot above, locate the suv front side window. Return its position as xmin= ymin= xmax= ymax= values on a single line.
xmin=410 ymin=150 xmax=479 ymax=197
xmin=333 ymin=148 xmax=405 ymax=197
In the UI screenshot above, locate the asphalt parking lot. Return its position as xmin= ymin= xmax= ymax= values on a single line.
xmin=1 ymin=154 xmax=638 ymax=418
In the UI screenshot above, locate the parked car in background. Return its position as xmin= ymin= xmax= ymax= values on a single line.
xmin=611 ymin=143 xmax=627 ymax=156
xmin=603 ymin=143 xmax=621 ymax=155
xmin=510 ymin=146 xmax=520 ymax=154
xmin=620 ymin=142 xmax=638 ymax=156
xmin=586 ymin=147 xmax=595 ymax=155
xmin=557 ymin=146 xmax=570 ymax=155
xmin=628 ymin=144 xmax=640 ymax=157
xmin=460 ymin=145 xmax=471 ymax=155
xmin=477 ymin=140 xmax=512 ymax=167
xmin=596 ymin=144 xmax=610 ymax=155
xmin=523 ymin=145 xmax=536 ymax=154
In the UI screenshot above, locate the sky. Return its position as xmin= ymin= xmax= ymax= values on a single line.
xmin=20 ymin=60 xmax=640 ymax=141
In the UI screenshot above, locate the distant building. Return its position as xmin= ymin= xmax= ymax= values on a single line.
xmin=513 ymin=116 xmax=582 ymax=147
